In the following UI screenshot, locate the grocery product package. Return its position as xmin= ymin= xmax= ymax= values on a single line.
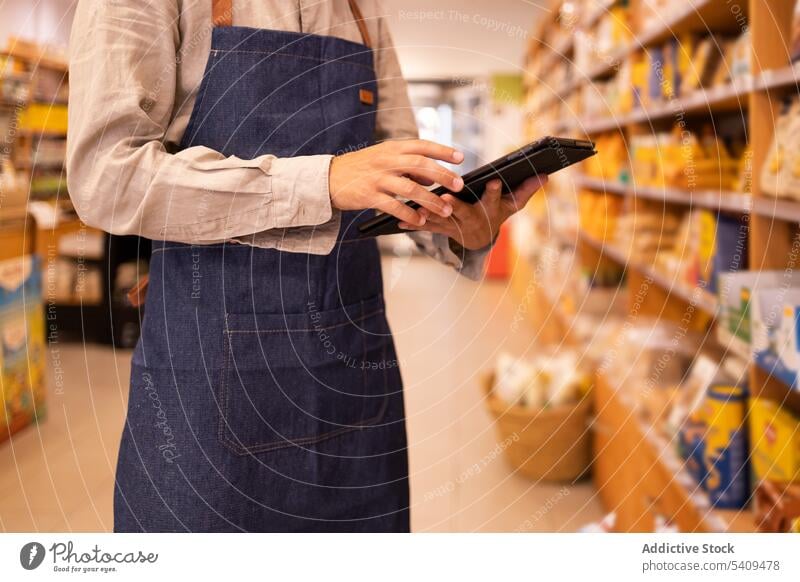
xmin=492 ymin=351 xmax=591 ymax=409
xmin=601 ymin=319 xmax=703 ymax=429
xmin=749 ymin=398 xmax=800 ymax=484
xmin=718 ymin=270 xmax=800 ymax=343
xmin=0 ymin=255 xmax=46 ymax=443
xmin=697 ymin=211 xmax=749 ymax=295
xmin=681 ymin=35 xmax=724 ymax=94
xmin=676 ymin=357 xmax=750 ymax=509
xmin=760 ymin=97 xmax=800 ymax=199
xmin=751 ymin=287 xmax=800 ymax=386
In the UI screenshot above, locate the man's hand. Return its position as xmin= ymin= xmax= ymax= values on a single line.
xmin=397 ymin=175 xmax=548 ymax=250
xmin=329 ymin=139 xmax=465 ymax=227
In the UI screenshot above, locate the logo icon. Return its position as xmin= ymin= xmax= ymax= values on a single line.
xmin=20 ymin=542 xmax=46 ymax=570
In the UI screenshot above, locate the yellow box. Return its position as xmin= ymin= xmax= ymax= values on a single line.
xmin=18 ymin=103 xmax=68 ymax=134
xmin=749 ymin=398 xmax=800 ymax=483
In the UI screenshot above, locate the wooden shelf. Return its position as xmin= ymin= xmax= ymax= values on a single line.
xmin=595 ymin=372 xmax=756 ymax=532
xmin=520 ymin=0 xmax=800 ymax=534
xmin=0 ymin=72 xmax=32 ymax=82
xmin=532 ymin=0 xmax=764 ymax=118
xmin=537 ymin=78 xmax=583 ymax=112
xmin=716 ymin=327 xmax=752 ymax=361
xmin=575 ymin=175 xmax=753 ymax=213
xmin=751 ymin=195 xmax=800 ymax=224
xmin=578 ymin=77 xmax=754 ymax=134
xmin=542 ymin=63 xmax=800 ymax=131
xmin=0 ymin=96 xmax=26 ymax=108
xmin=515 ymin=0 xmax=800 ymax=532
xmin=31 ymin=97 xmax=69 ymax=106
xmin=756 ymin=63 xmax=800 ymax=92
xmin=17 ymin=128 xmax=67 ymax=139
xmin=584 ymin=46 xmax=630 ymax=82
xmin=639 ymin=415 xmax=756 ymax=533
xmin=0 ymin=48 xmax=68 ymax=73
xmin=576 ymin=176 xmax=800 ymax=224
xmin=715 ymin=328 xmax=800 ymax=393
xmin=538 ymin=33 xmax=576 ymax=75
xmin=636 ymin=0 xmax=748 ymax=48
xmin=15 ymin=159 xmax=65 ymax=171
xmin=533 ymin=0 xmax=752 ymax=109
xmin=592 ymin=0 xmax=749 ymax=75
xmin=579 ymin=230 xmax=719 ymax=315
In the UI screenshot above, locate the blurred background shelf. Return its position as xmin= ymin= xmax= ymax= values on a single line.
xmin=579 ymin=230 xmax=720 ymax=315
xmin=575 ymin=175 xmax=753 ymax=213
xmin=517 ymin=0 xmax=800 ymax=533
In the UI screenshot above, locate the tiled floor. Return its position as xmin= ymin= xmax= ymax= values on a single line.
xmin=0 ymin=256 xmax=604 ymax=532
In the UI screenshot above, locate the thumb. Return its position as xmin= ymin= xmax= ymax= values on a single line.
xmin=482 ymin=179 xmax=503 ymax=206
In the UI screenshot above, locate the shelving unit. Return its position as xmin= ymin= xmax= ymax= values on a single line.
xmin=533 ymin=0 xmax=754 ymax=109
xmin=1 ymin=40 xmax=68 ymax=199
xmin=514 ymin=0 xmax=800 ymax=533
xmin=1 ymin=37 xmax=149 ymax=349
xmin=574 ymin=175 xmax=753 ymax=213
xmin=575 ymin=174 xmax=800 ymax=223
xmin=579 ymin=230 xmax=720 ymax=315
xmin=570 ymin=65 xmax=800 ymax=136
xmin=595 ymin=372 xmax=757 ymax=533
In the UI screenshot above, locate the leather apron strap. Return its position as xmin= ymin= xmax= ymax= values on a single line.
xmin=212 ymin=0 xmax=233 ymax=27
xmin=210 ymin=0 xmax=372 ymax=48
xmin=346 ymin=0 xmax=373 ymax=49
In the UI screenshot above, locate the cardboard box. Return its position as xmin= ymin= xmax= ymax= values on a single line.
xmin=0 ymin=255 xmax=46 ymax=441
xmin=718 ymin=271 xmax=800 ymax=343
xmin=750 ymin=398 xmax=800 ymax=483
xmin=751 ymin=287 xmax=800 ymax=386
xmin=698 ymin=212 xmax=749 ymax=295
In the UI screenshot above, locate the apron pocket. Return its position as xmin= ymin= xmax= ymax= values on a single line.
xmin=218 ymin=299 xmax=391 ymax=455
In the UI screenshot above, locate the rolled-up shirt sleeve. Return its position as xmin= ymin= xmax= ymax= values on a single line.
xmin=373 ymin=8 xmax=489 ymax=281
xmin=66 ymin=0 xmax=340 ymax=254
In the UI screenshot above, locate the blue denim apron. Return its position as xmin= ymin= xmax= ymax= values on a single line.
xmin=113 ymin=3 xmax=409 ymax=532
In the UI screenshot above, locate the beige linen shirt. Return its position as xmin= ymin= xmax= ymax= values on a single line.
xmin=67 ymin=0 xmax=488 ymax=278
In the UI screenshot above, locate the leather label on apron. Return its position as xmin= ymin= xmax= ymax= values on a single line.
xmin=359 ymin=88 xmax=375 ymax=105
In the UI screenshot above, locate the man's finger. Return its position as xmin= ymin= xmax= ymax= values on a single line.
xmin=408 ymin=174 xmax=435 ymax=187
xmin=440 ymin=194 xmax=471 ymax=217
xmin=482 ymin=179 xmax=503 ymax=206
xmin=394 ymin=139 xmax=464 ymax=165
xmin=398 ymin=221 xmax=456 ymax=236
xmin=379 ymin=175 xmax=453 ymax=218
xmin=399 ymin=207 xmax=458 ymax=235
xmin=374 ymin=195 xmax=426 ymax=226
xmin=390 ymin=155 xmax=463 ymax=192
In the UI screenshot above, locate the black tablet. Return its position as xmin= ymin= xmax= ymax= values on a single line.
xmin=357 ymin=136 xmax=597 ymax=237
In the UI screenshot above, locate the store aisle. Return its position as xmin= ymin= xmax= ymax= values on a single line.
xmin=0 ymin=343 xmax=128 ymax=531
xmin=0 ymin=256 xmax=603 ymax=532
xmin=385 ymin=254 xmax=603 ymax=532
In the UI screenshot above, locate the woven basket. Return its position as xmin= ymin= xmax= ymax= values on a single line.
xmin=482 ymin=372 xmax=593 ymax=482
